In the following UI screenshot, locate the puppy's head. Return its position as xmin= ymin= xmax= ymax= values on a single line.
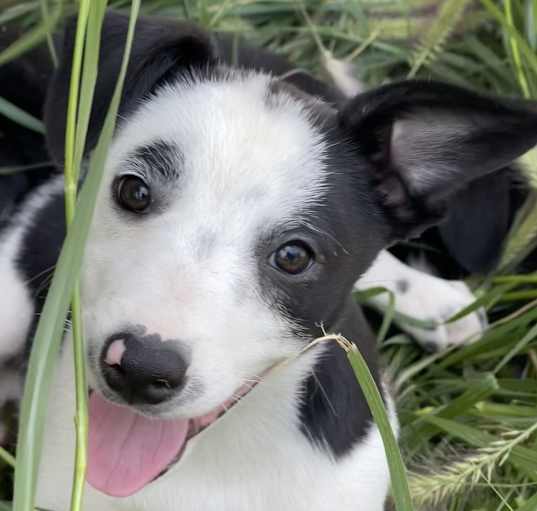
xmin=45 ymin=10 xmax=537 ymax=497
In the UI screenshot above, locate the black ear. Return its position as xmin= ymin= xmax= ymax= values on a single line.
xmin=438 ymin=169 xmax=514 ymax=273
xmin=44 ymin=10 xmax=216 ymax=165
xmin=339 ymin=80 xmax=537 ymax=240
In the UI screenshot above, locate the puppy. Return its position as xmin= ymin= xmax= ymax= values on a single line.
xmin=1 ymin=11 xmax=537 ymax=511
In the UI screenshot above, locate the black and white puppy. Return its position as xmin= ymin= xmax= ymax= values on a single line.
xmin=1 ymin=11 xmax=537 ymax=511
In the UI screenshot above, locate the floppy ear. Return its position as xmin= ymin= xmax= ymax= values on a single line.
xmin=44 ymin=10 xmax=216 ymax=165
xmin=339 ymin=80 xmax=537 ymax=241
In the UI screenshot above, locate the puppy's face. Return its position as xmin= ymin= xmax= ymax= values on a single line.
xmin=81 ymin=72 xmax=382 ymax=418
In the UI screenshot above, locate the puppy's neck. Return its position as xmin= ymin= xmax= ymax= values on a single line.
xmin=298 ymin=297 xmax=380 ymax=456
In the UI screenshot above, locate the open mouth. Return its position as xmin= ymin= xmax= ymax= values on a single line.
xmin=87 ymin=380 xmax=258 ymax=498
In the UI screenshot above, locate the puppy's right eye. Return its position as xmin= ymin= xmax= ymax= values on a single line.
xmin=115 ymin=175 xmax=151 ymax=213
xmin=272 ymin=241 xmax=314 ymax=275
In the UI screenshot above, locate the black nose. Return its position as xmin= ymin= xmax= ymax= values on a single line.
xmin=100 ymin=332 xmax=189 ymax=405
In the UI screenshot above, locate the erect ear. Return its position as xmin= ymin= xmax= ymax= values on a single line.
xmin=44 ymin=10 xmax=216 ymax=165
xmin=339 ymin=80 xmax=537 ymax=241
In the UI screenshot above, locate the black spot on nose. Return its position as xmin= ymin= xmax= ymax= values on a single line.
xmin=100 ymin=331 xmax=189 ymax=405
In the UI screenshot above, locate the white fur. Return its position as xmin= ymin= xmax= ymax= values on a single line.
xmin=82 ymin=72 xmax=330 ymax=418
xmin=31 ymin=74 xmax=397 ymax=510
xmin=37 ymin=339 xmax=395 ymax=511
xmin=5 ymin=67 xmax=482 ymax=511
xmin=0 ymin=177 xmax=64 ymax=406
xmin=356 ymin=250 xmax=487 ymax=351
xmin=0 ymin=47 xmax=499 ymax=511
xmin=392 ymin=113 xmax=471 ymax=193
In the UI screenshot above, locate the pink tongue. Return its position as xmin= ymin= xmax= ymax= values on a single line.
xmin=87 ymin=393 xmax=189 ymax=497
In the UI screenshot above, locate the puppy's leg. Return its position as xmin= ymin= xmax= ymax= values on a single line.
xmin=355 ymin=251 xmax=487 ymax=352
xmin=0 ymin=177 xmax=64 ymax=445
xmin=0 ymin=231 xmax=34 ymax=406
xmin=0 ymin=225 xmax=34 ymax=446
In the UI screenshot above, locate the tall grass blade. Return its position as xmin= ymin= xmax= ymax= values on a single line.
xmin=0 ymin=1 xmax=61 ymax=67
xmin=0 ymin=162 xmax=52 ymax=175
xmin=504 ymin=0 xmax=531 ymax=97
xmin=422 ymin=416 xmax=537 ymax=478
xmin=12 ymin=2 xmax=140 ymax=510
xmin=404 ymin=374 xmax=499 ymax=454
xmin=408 ymin=0 xmax=473 ymax=78
xmin=493 ymin=322 xmax=537 ymax=373
xmin=63 ymin=2 xmax=105 ymax=509
xmin=0 ymin=97 xmax=45 ymax=134
xmin=500 ymin=190 xmax=537 ymax=272
xmin=0 ymin=3 xmax=39 ymax=25
xmin=481 ymin=0 xmax=537 ymax=77
xmin=339 ymin=337 xmax=413 ymax=511
xmin=0 ymin=446 xmax=15 ymax=469
xmin=39 ymin=0 xmax=58 ymax=67
xmin=516 ymin=491 xmax=537 ymax=511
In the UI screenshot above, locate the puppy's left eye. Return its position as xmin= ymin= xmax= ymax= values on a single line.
xmin=272 ymin=241 xmax=314 ymax=275
xmin=115 ymin=175 xmax=151 ymax=213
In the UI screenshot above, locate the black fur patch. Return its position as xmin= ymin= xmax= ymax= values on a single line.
xmin=15 ymin=189 xmax=66 ymax=353
xmin=255 ymin=120 xmax=388 ymax=456
xmin=0 ymin=26 xmax=55 ymax=218
xmin=45 ymin=11 xmax=217 ymax=165
xmin=298 ymin=300 xmax=382 ymax=457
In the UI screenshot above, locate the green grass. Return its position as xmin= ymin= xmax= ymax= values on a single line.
xmin=1 ymin=1 xmax=537 ymax=510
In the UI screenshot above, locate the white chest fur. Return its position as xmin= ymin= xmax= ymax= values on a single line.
xmin=36 ymin=338 xmax=394 ymax=511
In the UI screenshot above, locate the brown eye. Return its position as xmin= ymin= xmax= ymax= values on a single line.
xmin=273 ymin=241 xmax=314 ymax=275
xmin=115 ymin=175 xmax=151 ymax=213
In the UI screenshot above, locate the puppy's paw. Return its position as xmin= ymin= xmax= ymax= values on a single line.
xmin=398 ymin=279 xmax=488 ymax=352
xmin=357 ymin=251 xmax=488 ymax=352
